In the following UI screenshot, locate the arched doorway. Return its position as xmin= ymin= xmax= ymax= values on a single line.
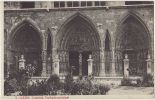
xmin=9 ymin=21 xmax=42 ymax=76
xmin=115 ymin=14 xmax=151 ymax=76
xmin=58 ymin=13 xmax=100 ymax=76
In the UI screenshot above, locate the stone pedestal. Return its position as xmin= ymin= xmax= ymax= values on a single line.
xmin=111 ymin=59 xmax=116 ymax=76
xmin=47 ymin=57 xmax=52 ymax=76
xmin=79 ymin=53 xmax=82 ymax=76
xmin=123 ymin=54 xmax=129 ymax=77
xmin=18 ymin=55 xmax=26 ymax=70
xmin=41 ymin=50 xmax=47 ymax=77
xmin=146 ymin=54 xmax=152 ymax=75
xmin=53 ymin=55 xmax=60 ymax=76
xmin=100 ymin=60 xmax=105 ymax=76
xmin=41 ymin=61 xmax=47 ymax=77
xmin=87 ymin=55 xmax=93 ymax=75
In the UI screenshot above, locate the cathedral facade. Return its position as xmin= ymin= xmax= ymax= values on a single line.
xmin=4 ymin=1 xmax=154 ymax=79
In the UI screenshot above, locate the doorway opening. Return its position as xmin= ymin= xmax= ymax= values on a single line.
xmin=115 ymin=14 xmax=150 ymax=76
xmin=9 ymin=21 xmax=42 ymax=76
xmin=69 ymin=51 xmax=91 ymax=76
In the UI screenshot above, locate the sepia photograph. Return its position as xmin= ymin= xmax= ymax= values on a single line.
xmin=3 ymin=0 xmax=154 ymax=99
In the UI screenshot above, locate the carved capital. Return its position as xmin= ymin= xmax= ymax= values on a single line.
xmin=51 ymin=25 xmax=58 ymax=31
xmin=42 ymin=50 xmax=47 ymax=61
xmin=97 ymin=23 xmax=103 ymax=27
xmin=41 ymin=30 xmax=46 ymax=34
xmin=97 ymin=23 xmax=104 ymax=33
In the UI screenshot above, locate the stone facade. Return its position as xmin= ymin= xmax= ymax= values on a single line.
xmin=4 ymin=1 xmax=154 ymax=78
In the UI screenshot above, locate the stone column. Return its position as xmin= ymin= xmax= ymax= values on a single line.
xmin=53 ymin=55 xmax=60 ymax=76
xmin=41 ymin=30 xmax=47 ymax=77
xmin=146 ymin=54 xmax=152 ymax=75
xmin=123 ymin=54 xmax=129 ymax=77
xmin=52 ymin=48 xmax=57 ymax=64
xmin=47 ymin=57 xmax=52 ymax=76
xmin=41 ymin=50 xmax=47 ymax=77
xmin=87 ymin=55 xmax=93 ymax=75
xmin=79 ymin=52 xmax=82 ymax=76
xmin=111 ymin=48 xmax=116 ymax=76
xmin=18 ymin=55 xmax=26 ymax=70
xmin=51 ymin=26 xmax=58 ymax=75
xmin=97 ymin=23 xmax=105 ymax=76
xmin=99 ymin=49 xmax=105 ymax=76
xmin=6 ymin=49 xmax=12 ymax=78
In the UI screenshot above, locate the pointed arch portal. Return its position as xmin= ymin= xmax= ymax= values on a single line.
xmin=57 ymin=13 xmax=100 ymax=76
xmin=8 ymin=20 xmax=42 ymax=76
xmin=115 ymin=13 xmax=151 ymax=76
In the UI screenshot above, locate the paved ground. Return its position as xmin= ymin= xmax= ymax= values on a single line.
xmin=107 ymin=86 xmax=154 ymax=95
xmin=106 ymin=86 xmax=155 ymax=99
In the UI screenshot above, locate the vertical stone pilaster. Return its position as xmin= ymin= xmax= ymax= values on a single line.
xmin=97 ymin=23 xmax=105 ymax=76
xmin=41 ymin=50 xmax=47 ymax=77
xmin=123 ymin=54 xmax=129 ymax=77
xmin=79 ymin=52 xmax=82 ymax=76
xmin=65 ymin=2 xmax=67 ymax=7
xmin=52 ymin=48 xmax=57 ymax=74
xmin=6 ymin=49 xmax=12 ymax=78
xmin=87 ymin=55 xmax=93 ymax=75
xmin=92 ymin=1 xmax=95 ymax=6
xmin=146 ymin=54 xmax=152 ymax=75
xmin=111 ymin=47 xmax=116 ymax=76
xmin=99 ymin=49 xmax=105 ymax=76
xmin=51 ymin=26 xmax=58 ymax=75
xmin=47 ymin=57 xmax=52 ymax=77
xmin=52 ymin=48 xmax=57 ymax=60
xmin=41 ymin=30 xmax=47 ymax=77
xmin=53 ymin=55 xmax=60 ymax=76
xmin=51 ymin=26 xmax=58 ymax=49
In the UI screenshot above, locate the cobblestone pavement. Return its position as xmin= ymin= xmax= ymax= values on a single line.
xmin=107 ymin=86 xmax=154 ymax=95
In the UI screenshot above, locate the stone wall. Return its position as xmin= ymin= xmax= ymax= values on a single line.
xmin=4 ymin=5 xmax=154 ymax=49
xmin=4 ymin=1 xmax=125 ymax=9
xmin=4 ymin=5 xmax=154 ymax=76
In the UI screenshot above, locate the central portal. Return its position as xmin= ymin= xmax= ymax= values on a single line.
xmin=69 ymin=51 xmax=91 ymax=76
xmin=58 ymin=14 xmax=100 ymax=76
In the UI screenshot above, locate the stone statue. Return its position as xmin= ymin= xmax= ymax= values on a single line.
xmin=89 ymin=54 xmax=92 ymax=59
xmin=19 ymin=54 xmax=26 ymax=70
xmin=125 ymin=54 xmax=128 ymax=59
xmin=147 ymin=54 xmax=151 ymax=59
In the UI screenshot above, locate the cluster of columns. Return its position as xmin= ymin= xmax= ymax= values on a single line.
xmin=99 ymin=48 xmax=116 ymax=76
xmin=42 ymin=53 xmax=94 ymax=76
xmin=99 ymin=49 xmax=152 ymax=77
xmin=17 ymin=46 xmax=152 ymax=77
xmin=17 ymin=26 xmax=152 ymax=77
xmin=34 ymin=27 xmax=95 ymax=77
xmin=123 ymin=53 xmax=152 ymax=77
